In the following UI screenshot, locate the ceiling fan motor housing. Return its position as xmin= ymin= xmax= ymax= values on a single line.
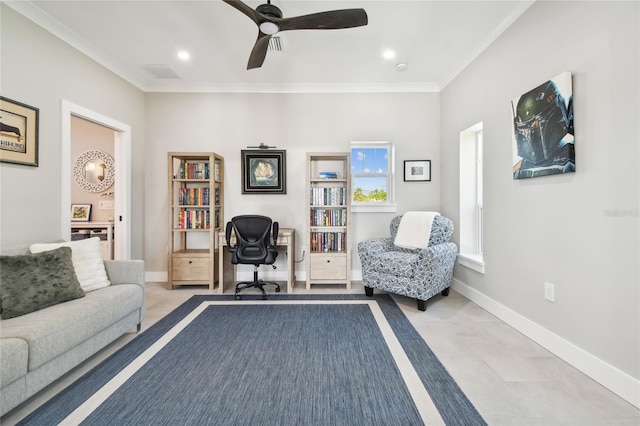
xmin=256 ymin=3 xmax=282 ymax=19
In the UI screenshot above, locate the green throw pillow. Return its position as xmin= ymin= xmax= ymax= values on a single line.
xmin=0 ymin=246 xmax=85 ymax=319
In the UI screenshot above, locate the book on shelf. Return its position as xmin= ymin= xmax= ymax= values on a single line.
xmin=318 ymin=171 xmax=338 ymax=179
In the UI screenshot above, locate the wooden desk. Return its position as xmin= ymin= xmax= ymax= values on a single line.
xmin=217 ymin=228 xmax=296 ymax=294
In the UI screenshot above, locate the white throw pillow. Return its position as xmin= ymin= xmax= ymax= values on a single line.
xmin=30 ymin=237 xmax=111 ymax=292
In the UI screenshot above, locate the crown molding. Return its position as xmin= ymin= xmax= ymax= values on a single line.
xmin=4 ymin=0 xmax=149 ymax=90
xmin=143 ymin=81 xmax=440 ymax=94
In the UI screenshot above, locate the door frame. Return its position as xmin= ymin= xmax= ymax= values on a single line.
xmin=61 ymin=100 xmax=132 ymax=259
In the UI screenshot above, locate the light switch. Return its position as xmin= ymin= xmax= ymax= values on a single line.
xmin=99 ymin=200 xmax=114 ymax=210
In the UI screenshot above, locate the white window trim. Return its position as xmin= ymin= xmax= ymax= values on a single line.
xmin=352 ymin=203 xmax=398 ymax=213
xmin=459 ymin=122 xmax=484 ymax=273
xmin=458 ymin=253 xmax=485 ymax=273
xmin=350 ymin=141 xmax=396 ymax=213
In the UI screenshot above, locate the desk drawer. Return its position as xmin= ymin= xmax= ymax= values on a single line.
xmin=309 ymin=254 xmax=347 ymax=280
xmin=172 ymin=257 xmax=210 ymax=281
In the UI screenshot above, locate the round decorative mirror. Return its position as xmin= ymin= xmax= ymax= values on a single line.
xmin=73 ymin=150 xmax=115 ymax=192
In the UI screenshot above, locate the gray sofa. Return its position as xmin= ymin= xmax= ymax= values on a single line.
xmin=0 ymin=244 xmax=145 ymax=417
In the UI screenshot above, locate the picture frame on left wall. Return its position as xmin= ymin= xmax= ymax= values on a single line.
xmin=0 ymin=96 xmax=39 ymax=167
xmin=71 ymin=204 xmax=92 ymax=222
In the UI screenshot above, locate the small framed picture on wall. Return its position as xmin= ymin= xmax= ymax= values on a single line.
xmin=404 ymin=160 xmax=431 ymax=181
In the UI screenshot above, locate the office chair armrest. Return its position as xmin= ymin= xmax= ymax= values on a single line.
xmin=225 ymin=221 xmax=235 ymax=250
xmin=272 ymin=221 xmax=279 ymax=246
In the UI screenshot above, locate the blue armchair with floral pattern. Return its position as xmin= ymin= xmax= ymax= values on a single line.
xmin=357 ymin=215 xmax=457 ymax=311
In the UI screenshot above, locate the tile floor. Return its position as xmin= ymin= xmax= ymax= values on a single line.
xmin=2 ymin=281 xmax=639 ymax=425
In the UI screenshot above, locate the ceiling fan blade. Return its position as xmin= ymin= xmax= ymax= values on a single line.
xmin=247 ymin=32 xmax=271 ymax=69
xmin=277 ymin=9 xmax=368 ymax=31
xmin=222 ymin=0 xmax=262 ymax=25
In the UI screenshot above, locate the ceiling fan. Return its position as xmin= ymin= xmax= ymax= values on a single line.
xmin=223 ymin=0 xmax=368 ymax=70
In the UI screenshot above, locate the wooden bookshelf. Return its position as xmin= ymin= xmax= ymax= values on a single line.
xmin=306 ymin=152 xmax=351 ymax=289
xmin=168 ymin=152 xmax=223 ymax=290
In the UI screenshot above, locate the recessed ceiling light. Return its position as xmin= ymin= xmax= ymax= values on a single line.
xmin=382 ymin=49 xmax=396 ymax=60
xmin=396 ymin=63 xmax=408 ymax=72
xmin=177 ymin=50 xmax=190 ymax=61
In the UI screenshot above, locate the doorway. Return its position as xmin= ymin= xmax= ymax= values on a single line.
xmin=61 ymin=100 xmax=132 ymax=259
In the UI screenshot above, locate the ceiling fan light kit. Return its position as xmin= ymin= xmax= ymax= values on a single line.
xmin=223 ymin=0 xmax=368 ymax=70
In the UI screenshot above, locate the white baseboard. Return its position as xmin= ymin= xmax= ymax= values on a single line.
xmin=452 ymin=278 xmax=640 ymax=409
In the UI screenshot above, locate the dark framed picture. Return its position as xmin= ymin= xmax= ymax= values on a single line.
xmin=71 ymin=204 xmax=92 ymax=222
xmin=241 ymin=149 xmax=286 ymax=194
xmin=0 ymin=96 xmax=39 ymax=167
xmin=404 ymin=160 xmax=431 ymax=181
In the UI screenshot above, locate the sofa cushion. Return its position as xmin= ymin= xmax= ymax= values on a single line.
xmin=0 ymin=284 xmax=143 ymax=371
xmin=30 ymin=237 xmax=111 ymax=292
xmin=0 ymin=247 xmax=85 ymax=319
xmin=370 ymin=251 xmax=419 ymax=279
xmin=0 ymin=338 xmax=28 ymax=387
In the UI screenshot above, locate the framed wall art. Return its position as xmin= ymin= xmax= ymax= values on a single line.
xmin=511 ymin=71 xmax=574 ymax=179
xmin=241 ymin=149 xmax=286 ymax=194
xmin=0 ymin=96 xmax=39 ymax=167
xmin=404 ymin=160 xmax=431 ymax=182
xmin=71 ymin=204 xmax=92 ymax=222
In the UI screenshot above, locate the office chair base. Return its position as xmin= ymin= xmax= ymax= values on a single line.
xmin=235 ymin=279 xmax=280 ymax=300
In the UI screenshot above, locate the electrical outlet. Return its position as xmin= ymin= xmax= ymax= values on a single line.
xmin=544 ymin=282 xmax=555 ymax=302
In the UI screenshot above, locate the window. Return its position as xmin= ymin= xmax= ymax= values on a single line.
xmin=350 ymin=142 xmax=396 ymax=212
xmin=459 ymin=123 xmax=485 ymax=273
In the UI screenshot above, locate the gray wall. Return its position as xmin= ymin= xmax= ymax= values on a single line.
xmin=144 ymin=92 xmax=441 ymax=274
xmin=0 ymin=5 xmax=146 ymax=259
xmin=440 ymin=1 xmax=639 ymax=379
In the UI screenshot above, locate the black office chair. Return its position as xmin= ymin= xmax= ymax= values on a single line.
xmin=225 ymin=215 xmax=280 ymax=300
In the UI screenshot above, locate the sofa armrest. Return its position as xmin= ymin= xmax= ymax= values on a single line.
xmin=104 ymin=260 xmax=145 ymax=290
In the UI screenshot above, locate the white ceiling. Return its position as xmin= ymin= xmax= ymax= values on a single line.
xmin=7 ymin=0 xmax=535 ymax=93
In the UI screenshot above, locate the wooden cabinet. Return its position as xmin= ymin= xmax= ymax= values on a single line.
xmin=168 ymin=152 xmax=223 ymax=290
xmin=70 ymin=221 xmax=114 ymax=260
xmin=306 ymin=152 xmax=351 ymax=289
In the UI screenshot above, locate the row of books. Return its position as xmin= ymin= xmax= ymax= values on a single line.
xmin=177 ymin=187 xmax=221 ymax=206
xmin=310 ymin=208 xmax=347 ymax=226
xmin=178 ymin=188 xmax=210 ymax=206
xmin=309 ymin=231 xmax=346 ymax=252
xmin=310 ymin=187 xmax=347 ymax=206
xmin=176 ymin=210 xmax=210 ymax=229
xmin=177 ymin=162 xmax=210 ymax=180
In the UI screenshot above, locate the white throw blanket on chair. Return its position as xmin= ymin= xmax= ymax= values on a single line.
xmin=394 ymin=211 xmax=440 ymax=249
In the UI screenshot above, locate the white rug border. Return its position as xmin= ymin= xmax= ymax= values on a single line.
xmin=59 ymin=300 xmax=444 ymax=426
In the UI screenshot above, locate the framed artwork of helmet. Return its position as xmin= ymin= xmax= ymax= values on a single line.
xmin=511 ymin=71 xmax=575 ymax=179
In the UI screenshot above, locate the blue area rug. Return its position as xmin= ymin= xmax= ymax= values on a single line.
xmin=18 ymin=294 xmax=485 ymax=425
